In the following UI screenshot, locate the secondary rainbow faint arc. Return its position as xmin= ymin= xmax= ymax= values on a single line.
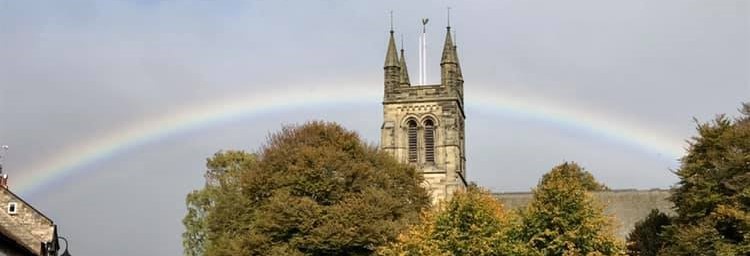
xmin=14 ymin=84 xmax=685 ymax=196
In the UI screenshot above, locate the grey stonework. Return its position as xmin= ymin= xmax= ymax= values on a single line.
xmin=496 ymin=189 xmax=675 ymax=239
xmin=377 ymin=27 xmax=673 ymax=236
xmin=0 ymin=184 xmax=57 ymax=256
xmin=380 ymin=28 xmax=467 ymax=204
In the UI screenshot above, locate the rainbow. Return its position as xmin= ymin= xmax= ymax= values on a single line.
xmin=14 ymin=81 xmax=685 ymax=196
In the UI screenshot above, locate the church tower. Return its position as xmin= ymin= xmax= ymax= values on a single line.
xmin=380 ymin=25 xmax=467 ymax=203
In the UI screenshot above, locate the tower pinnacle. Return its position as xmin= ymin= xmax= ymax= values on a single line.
xmin=440 ymin=19 xmax=463 ymax=94
xmin=384 ymin=29 xmax=401 ymax=93
xmin=384 ymin=31 xmax=399 ymax=68
xmin=440 ymin=27 xmax=457 ymax=65
xmin=399 ymin=48 xmax=411 ymax=86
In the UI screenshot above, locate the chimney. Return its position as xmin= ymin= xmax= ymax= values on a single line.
xmin=0 ymin=174 xmax=7 ymax=189
xmin=0 ymin=145 xmax=7 ymax=188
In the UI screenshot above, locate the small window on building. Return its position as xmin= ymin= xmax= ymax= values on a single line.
xmin=7 ymin=202 xmax=17 ymax=215
xmin=407 ymin=120 xmax=418 ymax=163
xmin=424 ymin=119 xmax=435 ymax=163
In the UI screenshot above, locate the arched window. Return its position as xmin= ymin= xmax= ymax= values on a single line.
xmin=407 ymin=120 xmax=418 ymax=163
xmin=424 ymin=119 xmax=435 ymax=163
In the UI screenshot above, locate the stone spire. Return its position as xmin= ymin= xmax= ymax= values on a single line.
xmin=399 ymin=48 xmax=411 ymax=86
xmin=384 ymin=30 xmax=402 ymax=93
xmin=440 ymin=27 xmax=457 ymax=65
xmin=384 ymin=31 xmax=400 ymax=68
xmin=452 ymin=29 xmax=461 ymax=74
xmin=440 ymin=27 xmax=462 ymax=88
xmin=453 ymin=39 xmax=463 ymax=81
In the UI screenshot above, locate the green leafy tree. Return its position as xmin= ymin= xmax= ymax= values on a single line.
xmin=510 ymin=162 xmax=624 ymax=256
xmin=378 ymin=186 xmax=511 ymax=256
xmin=182 ymin=150 xmax=256 ymax=256
xmin=539 ymin=162 xmax=609 ymax=191
xmin=661 ymin=103 xmax=750 ymax=255
xmin=183 ymin=187 xmax=211 ymax=256
xmin=626 ymin=209 xmax=671 ymax=256
xmin=183 ymin=121 xmax=431 ymax=256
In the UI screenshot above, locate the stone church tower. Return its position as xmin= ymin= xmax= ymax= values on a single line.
xmin=380 ymin=26 xmax=467 ymax=203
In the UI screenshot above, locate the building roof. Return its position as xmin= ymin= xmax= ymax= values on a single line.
xmin=0 ymin=186 xmax=57 ymax=256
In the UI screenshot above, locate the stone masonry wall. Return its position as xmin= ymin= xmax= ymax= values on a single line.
xmin=382 ymin=81 xmax=467 ymax=204
xmin=0 ymin=188 xmax=55 ymax=255
xmin=496 ymin=189 xmax=674 ymax=238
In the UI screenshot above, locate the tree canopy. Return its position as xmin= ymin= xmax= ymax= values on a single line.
xmin=183 ymin=121 xmax=431 ymax=256
xmin=509 ymin=162 xmax=624 ymax=255
xmin=626 ymin=209 xmax=671 ymax=256
xmin=661 ymin=103 xmax=750 ymax=255
xmin=183 ymin=150 xmax=256 ymax=256
xmin=539 ymin=162 xmax=609 ymax=191
xmin=378 ymin=186 xmax=511 ymax=256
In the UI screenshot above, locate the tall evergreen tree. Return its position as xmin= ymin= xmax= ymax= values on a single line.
xmin=662 ymin=103 xmax=750 ymax=255
xmin=510 ymin=162 xmax=624 ymax=256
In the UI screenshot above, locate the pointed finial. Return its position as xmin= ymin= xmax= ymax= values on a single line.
xmin=389 ymin=10 xmax=394 ymax=32
xmin=453 ymin=29 xmax=457 ymax=47
xmin=400 ymin=34 xmax=405 ymax=50
xmin=399 ymin=42 xmax=411 ymax=86
xmin=447 ymin=7 xmax=452 ymax=30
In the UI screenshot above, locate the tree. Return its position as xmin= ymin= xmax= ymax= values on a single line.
xmin=539 ymin=162 xmax=609 ymax=191
xmin=626 ymin=209 xmax=671 ymax=256
xmin=182 ymin=151 xmax=256 ymax=256
xmin=376 ymin=210 xmax=449 ymax=256
xmin=182 ymin=121 xmax=431 ymax=256
xmin=509 ymin=162 xmax=624 ymax=256
xmin=378 ymin=186 xmax=511 ymax=256
xmin=661 ymin=103 xmax=750 ymax=255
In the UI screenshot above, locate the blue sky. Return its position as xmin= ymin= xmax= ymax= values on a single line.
xmin=0 ymin=0 xmax=748 ymax=254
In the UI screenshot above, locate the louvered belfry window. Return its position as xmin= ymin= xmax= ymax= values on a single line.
xmin=424 ymin=119 xmax=435 ymax=163
xmin=407 ymin=120 xmax=418 ymax=163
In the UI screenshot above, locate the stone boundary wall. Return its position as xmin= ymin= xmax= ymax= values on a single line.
xmin=495 ymin=189 xmax=675 ymax=238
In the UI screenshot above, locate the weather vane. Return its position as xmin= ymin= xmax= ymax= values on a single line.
xmin=419 ymin=17 xmax=429 ymax=85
